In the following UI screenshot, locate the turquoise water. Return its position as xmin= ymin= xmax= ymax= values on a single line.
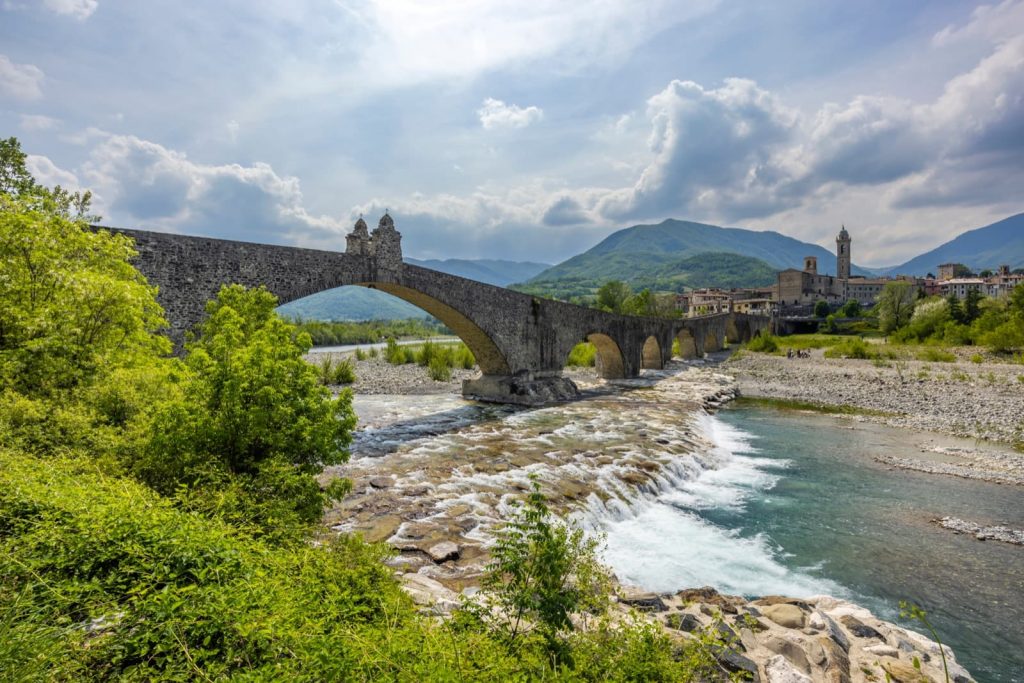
xmin=601 ymin=406 xmax=1024 ymax=683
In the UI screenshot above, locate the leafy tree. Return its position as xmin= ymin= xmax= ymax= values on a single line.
xmin=877 ymin=281 xmax=916 ymax=334
xmin=595 ymin=280 xmax=632 ymax=314
xmin=0 ymin=136 xmax=96 ymax=220
xmin=979 ymin=269 xmax=993 ymax=278
xmin=813 ymin=300 xmax=831 ymax=318
xmin=136 ymin=285 xmax=356 ymax=541
xmin=1 ymin=138 xmax=168 ymax=399
xmin=840 ymin=299 xmax=861 ymax=317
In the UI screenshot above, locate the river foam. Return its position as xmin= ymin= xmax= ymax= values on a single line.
xmin=590 ymin=411 xmax=845 ymax=599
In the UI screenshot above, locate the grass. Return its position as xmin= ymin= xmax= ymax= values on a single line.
xmin=732 ymin=396 xmax=897 ymax=418
xmin=382 ymin=337 xmax=476 ymax=378
xmin=316 ymin=356 xmax=356 ymax=385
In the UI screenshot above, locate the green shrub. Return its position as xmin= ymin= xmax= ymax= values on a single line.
xmin=354 ymin=347 xmax=367 ymax=361
xmin=567 ymin=342 xmax=597 ymax=367
xmin=368 ymin=346 xmax=379 ymax=359
xmin=746 ymin=333 xmax=779 ymax=353
xmin=970 ymin=353 xmax=984 ymax=364
xmin=134 ymin=285 xmax=356 ymax=542
xmin=916 ymin=347 xmax=956 ymax=363
xmin=384 ymin=336 xmax=411 ymax=364
xmin=824 ymin=338 xmax=874 ymax=359
xmin=428 ymin=354 xmax=452 ymax=381
xmin=332 ymin=358 xmax=356 ymax=384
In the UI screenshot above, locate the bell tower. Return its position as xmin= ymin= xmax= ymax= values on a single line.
xmin=836 ymin=225 xmax=851 ymax=300
xmin=836 ymin=225 xmax=851 ymax=280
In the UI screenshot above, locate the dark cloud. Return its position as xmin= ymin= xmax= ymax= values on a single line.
xmin=541 ymin=195 xmax=591 ymax=226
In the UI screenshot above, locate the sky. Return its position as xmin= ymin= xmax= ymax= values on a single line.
xmin=2 ymin=0 xmax=1023 ymax=267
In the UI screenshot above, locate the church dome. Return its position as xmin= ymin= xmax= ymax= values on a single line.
xmin=377 ymin=213 xmax=395 ymax=231
xmin=838 ymin=225 xmax=850 ymax=240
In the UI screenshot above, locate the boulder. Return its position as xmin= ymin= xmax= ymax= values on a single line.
xmin=369 ymin=476 xmax=393 ymax=489
xmin=715 ymin=648 xmax=760 ymax=682
xmin=838 ymin=614 xmax=882 ymax=640
xmin=819 ymin=636 xmax=851 ymax=683
xmin=765 ymin=655 xmax=813 ymax=683
xmin=763 ymin=635 xmax=812 ymax=673
xmin=426 ymin=541 xmax=461 ymax=563
xmin=863 ymin=643 xmax=899 ymax=658
xmin=618 ymin=591 xmax=668 ymax=612
xmin=762 ymin=603 xmax=806 ymax=629
xmin=880 ymin=659 xmax=934 ymax=683
xmin=400 ymin=573 xmax=459 ymax=610
xmin=811 ymin=611 xmax=850 ymax=651
xmin=665 ymin=612 xmax=701 ymax=632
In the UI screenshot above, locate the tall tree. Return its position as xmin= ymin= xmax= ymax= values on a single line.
xmin=877 ymin=281 xmax=916 ymax=333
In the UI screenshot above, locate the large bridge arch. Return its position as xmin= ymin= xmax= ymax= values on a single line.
xmin=676 ymin=329 xmax=699 ymax=359
xmin=360 ymin=282 xmax=511 ymax=376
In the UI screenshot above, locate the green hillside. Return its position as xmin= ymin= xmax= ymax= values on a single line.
xmin=524 ymin=219 xmax=872 ymax=294
xmin=515 ymin=251 xmax=777 ymax=299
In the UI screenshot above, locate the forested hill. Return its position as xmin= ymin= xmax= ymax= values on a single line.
xmin=514 ymin=252 xmax=777 ymax=300
xmin=523 ymin=218 xmax=871 ymax=287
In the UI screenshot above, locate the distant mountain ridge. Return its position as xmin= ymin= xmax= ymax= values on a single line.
xmin=277 ymin=257 xmax=550 ymax=321
xmin=520 ymin=219 xmax=872 ymax=295
xmin=883 ymin=213 xmax=1024 ymax=276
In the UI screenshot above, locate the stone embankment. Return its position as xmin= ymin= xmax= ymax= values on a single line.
xmin=622 ymin=586 xmax=973 ymax=683
xmin=728 ymin=349 xmax=1024 ymax=486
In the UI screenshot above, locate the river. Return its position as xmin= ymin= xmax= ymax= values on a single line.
xmin=341 ymin=368 xmax=1023 ymax=682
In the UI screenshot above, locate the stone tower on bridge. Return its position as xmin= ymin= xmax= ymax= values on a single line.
xmin=345 ymin=213 xmax=403 ymax=280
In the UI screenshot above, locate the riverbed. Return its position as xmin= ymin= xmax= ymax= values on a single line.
xmin=331 ymin=365 xmax=1023 ymax=682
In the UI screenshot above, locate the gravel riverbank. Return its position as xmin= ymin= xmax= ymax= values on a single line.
xmin=727 ymin=349 xmax=1024 ymax=486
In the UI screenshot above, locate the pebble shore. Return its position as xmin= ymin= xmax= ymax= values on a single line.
xmin=727 ymin=349 xmax=1024 ymax=486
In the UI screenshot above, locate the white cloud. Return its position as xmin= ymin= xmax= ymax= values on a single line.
xmin=932 ymin=0 xmax=1024 ymax=47
xmin=477 ymin=98 xmax=543 ymax=130
xmin=81 ymin=132 xmax=341 ymax=244
xmin=42 ymin=0 xmax=98 ymax=20
xmin=19 ymin=113 xmax=60 ymax=131
xmin=26 ymin=154 xmax=80 ymax=190
xmin=338 ymin=0 xmax=716 ymax=87
xmin=0 ymin=54 xmax=44 ymax=100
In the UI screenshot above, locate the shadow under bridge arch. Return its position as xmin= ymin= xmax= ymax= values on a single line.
xmin=584 ymin=332 xmax=626 ymax=379
xmin=359 ymin=282 xmax=512 ymax=376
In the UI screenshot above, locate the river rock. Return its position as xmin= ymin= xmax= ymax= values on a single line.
xmin=766 ymin=654 xmax=813 ymax=683
xmin=863 ymin=643 xmax=899 ymax=658
xmin=880 ymin=658 xmax=934 ymax=683
xmin=838 ymin=614 xmax=882 ymax=640
xmin=426 ymin=541 xmax=461 ymax=563
xmin=819 ymin=636 xmax=851 ymax=683
xmin=715 ymin=648 xmax=760 ymax=682
xmin=763 ymin=635 xmax=812 ymax=673
xmin=762 ymin=603 xmax=806 ymax=629
xmin=811 ymin=611 xmax=850 ymax=651
xmin=369 ymin=476 xmax=394 ymax=489
xmin=400 ymin=573 xmax=459 ymax=612
xmin=618 ymin=591 xmax=668 ymax=612
xmin=665 ymin=612 xmax=701 ymax=632
xmin=360 ymin=514 xmax=402 ymax=543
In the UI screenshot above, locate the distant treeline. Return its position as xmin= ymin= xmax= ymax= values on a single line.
xmin=288 ymin=318 xmax=451 ymax=346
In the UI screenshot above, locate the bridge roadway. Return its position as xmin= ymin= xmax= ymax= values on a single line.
xmin=103 ymin=217 xmax=769 ymax=405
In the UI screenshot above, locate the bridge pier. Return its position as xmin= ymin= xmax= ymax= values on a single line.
xmin=462 ymin=372 xmax=580 ymax=406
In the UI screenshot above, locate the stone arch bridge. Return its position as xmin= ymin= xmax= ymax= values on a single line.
xmin=106 ymin=216 xmax=769 ymax=405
